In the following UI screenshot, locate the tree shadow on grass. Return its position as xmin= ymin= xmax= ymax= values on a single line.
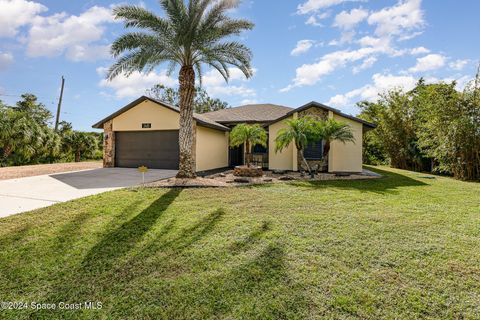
xmin=229 ymin=220 xmax=271 ymax=254
xmin=252 ymin=166 xmax=427 ymax=195
xmin=81 ymin=188 xmax=182 ymax=272
xmin=147 ymin=241 xmax=310 ymax=319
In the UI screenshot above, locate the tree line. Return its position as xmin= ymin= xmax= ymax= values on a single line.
xmin=0 ymin=94 xmax=101 ymax=167
xmin=358 ymin=69 xmax=480 ymax=181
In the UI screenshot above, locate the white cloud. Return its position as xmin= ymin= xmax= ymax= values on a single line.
xmin=305 ymin=11 xmax=331 ymax=26
xmin=329 ymin=30 xmax=356 ymax=46
xmin=26 ymin=6 xmax=115 ymax=61
xmin=297 ymin=0 xmax=361 ymax=15
xmin=98 ymin=67 xmax=257 ymax=99
xmin=333 ymin=8 xmax=368 ymax=29
xmin=97 ymin=68 xmax=177 ymax=99
xmin=202 ymin=68 xmax=257 ymax=98
xmin=281 ymin=46 xmax=389 ymax=91
xmin=410 ymin=46 xmax=430 ymax=55
xmin=0 ymin=0 xmax=47 ymax=37
xmin=368 ymin=0 xmax=425 ymax=37
xmin=449 ymin=59 xmax=469 ymax=71
xmin=408 ymin=54 xmax=446 ymax=73
xmin=291 ymin=40 xmax=315 ymax=56
xmin=327 ymin=73 xmax=418 ymax=110
xmin=353 ymin=56 xmax=377 ymax=74
xmin=0 ymin=52 xmax=14 ymax=71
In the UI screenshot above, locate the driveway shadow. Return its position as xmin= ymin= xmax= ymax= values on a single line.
xmin=50 ymin=168 xmax=177 ymax=189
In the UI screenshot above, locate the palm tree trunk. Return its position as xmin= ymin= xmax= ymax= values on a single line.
xmin=245 ymin=141 xmax=250 ymax=167
xmin=75 ymin=150 xmax=81 ymax=162
xmin=321 ymin=140 xmax=331 ymax=172
xmin=1 ymin=145 xmax=12 ymax=166
xmin=300 ymin=151 xmax=312 ymax=175
xmin=177 ymin=65 xmax=196 ymax=178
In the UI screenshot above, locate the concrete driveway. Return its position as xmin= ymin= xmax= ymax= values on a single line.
xmin=0 ymin=168 xmax=177 ymax=218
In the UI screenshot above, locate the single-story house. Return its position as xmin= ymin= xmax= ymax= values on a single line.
xmin=92 ymin=96 xmax=375 ymax=173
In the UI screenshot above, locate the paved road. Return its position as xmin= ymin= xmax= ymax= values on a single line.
xmin=0 ymin=168 xmax=177 ymax=218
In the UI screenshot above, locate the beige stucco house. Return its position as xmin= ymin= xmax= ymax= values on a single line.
xmin=92 ymin=96 xmax=375 ymax=173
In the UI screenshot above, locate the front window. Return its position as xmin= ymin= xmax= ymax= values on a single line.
xmin=303 ymin=140 xmax=323 ymax=160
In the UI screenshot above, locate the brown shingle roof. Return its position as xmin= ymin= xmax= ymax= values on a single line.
xmin=202 ymin=104 xmax=293 ymax=123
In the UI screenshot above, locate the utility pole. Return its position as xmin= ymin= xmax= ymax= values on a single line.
xmin=54 ymin=76 xmax=65 ymax=132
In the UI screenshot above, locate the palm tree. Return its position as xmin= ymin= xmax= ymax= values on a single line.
xmin=0 ymin=109 xmax=44 ymax=166
xmin=275 ymin=117 xmax=317 ymax=174
xmin=107 ymin=0 xmax=254 ymax=178
xmin=275 ymin=117 xmax=355 ymax=175
xmin=64 ymin=132 xmax=98 ymax=162
xmin=315 ymin=119 xmax=355 ymax=165
xmin=229 ymin=124 xmax=267 ymax=167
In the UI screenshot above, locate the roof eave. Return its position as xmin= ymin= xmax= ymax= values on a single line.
xmin=92 ymin=96 xmax=229 ymax=131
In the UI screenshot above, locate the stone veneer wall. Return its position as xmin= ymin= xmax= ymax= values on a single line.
xmin=297 ymin=107 xmax=329 ymax=172
xmin=103 ymin=120 xmax=115 ymax=168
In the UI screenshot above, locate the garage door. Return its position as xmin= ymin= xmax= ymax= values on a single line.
xmin=115 ymin=131 xmax=179 ymax=169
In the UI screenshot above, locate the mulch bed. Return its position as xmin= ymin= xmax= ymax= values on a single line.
xmin=145 ymin=169 xmax=381 ymax=188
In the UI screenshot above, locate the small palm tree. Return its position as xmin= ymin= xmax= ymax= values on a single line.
xmin=275 ymin=117 xmax=317 ymax=174
xmin=230 ymin=124 xmax=267 ymax=167
xmin=315 ymin=119 xmax=355 ymax=163
xmin=275 ymin=117 xmax=355 ymax=175
xmin=107 ymin=0 xmax=254 ymax=178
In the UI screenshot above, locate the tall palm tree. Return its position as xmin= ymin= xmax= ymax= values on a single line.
xmin=229 ymin=124 xmax=267 ymax=167
xmin=107 ymin=0 xmax=254 ymax=178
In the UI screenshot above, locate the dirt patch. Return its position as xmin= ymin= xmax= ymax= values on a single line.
xmin=0 ymin=161 xmax=103 ymax=181
xmin=145 ymin=169 xmax=381 ymax=188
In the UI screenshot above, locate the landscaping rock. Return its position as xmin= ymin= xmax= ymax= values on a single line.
xmin=234 ymin=178 xmax=251 ymax=183
xmin=279 ymin=176 xmax=295 ymax=181
xmin=263 ymin=178 xmax=273 ymax=182
xmin=233 ymin=165 xmax=263 ymax=177
xmin=273 ymin=170 xmax=286 ymax=174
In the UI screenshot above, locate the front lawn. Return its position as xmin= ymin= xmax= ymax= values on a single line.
xmin=0 ymin=166 xmax=479 ymax=319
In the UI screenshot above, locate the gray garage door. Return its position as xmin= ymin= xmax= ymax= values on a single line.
xmin=115 ymin=131 xmax=179 ymax=169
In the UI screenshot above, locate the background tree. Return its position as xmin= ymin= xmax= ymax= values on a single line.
xmin=146 ymin=84 xmax=229 ymax=113
xmin=358 ymin=87 xmax=430 ymax=171
xmin=358 ymin=68 xmax=480 ymax=180
xmin=107 ymin=0 xmax=254 ymax=178
xmin=63 ymin=131 xmax=98 ymax=162
xmin=0 ymin=96 xmax=101 ymax=166
xmin=229 ymin=124 xmax=267 ymax=167
xmin=13 ymin=93 xmax=53 ymax=126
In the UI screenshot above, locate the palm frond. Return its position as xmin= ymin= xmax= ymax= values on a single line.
xmin=113 ymin=5 xmax=171 ymax=34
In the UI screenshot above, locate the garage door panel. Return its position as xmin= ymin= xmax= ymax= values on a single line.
xmin=115 ymin=131 xmax=179 ymax=169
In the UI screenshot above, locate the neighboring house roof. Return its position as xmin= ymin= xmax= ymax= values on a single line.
xmin=269 ymin=101 xmax=377 ymax=130
xmin=91 ymin=96 xmax=229 ymax=131
xmin=202 ymin=104 xmax=293 ymax=124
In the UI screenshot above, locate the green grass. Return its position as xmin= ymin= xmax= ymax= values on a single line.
xmin=0 ymin=166 xmax=479 ymax=319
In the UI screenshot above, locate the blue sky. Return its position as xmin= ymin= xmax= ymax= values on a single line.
xmin=0 ymin=0 xmax=479 ymax=131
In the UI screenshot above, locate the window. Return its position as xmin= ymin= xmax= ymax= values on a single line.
xmin=303 ymin=140 xmax=323 ymax=160
xmin=253 ymin=144 xmax=267 ymax=153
